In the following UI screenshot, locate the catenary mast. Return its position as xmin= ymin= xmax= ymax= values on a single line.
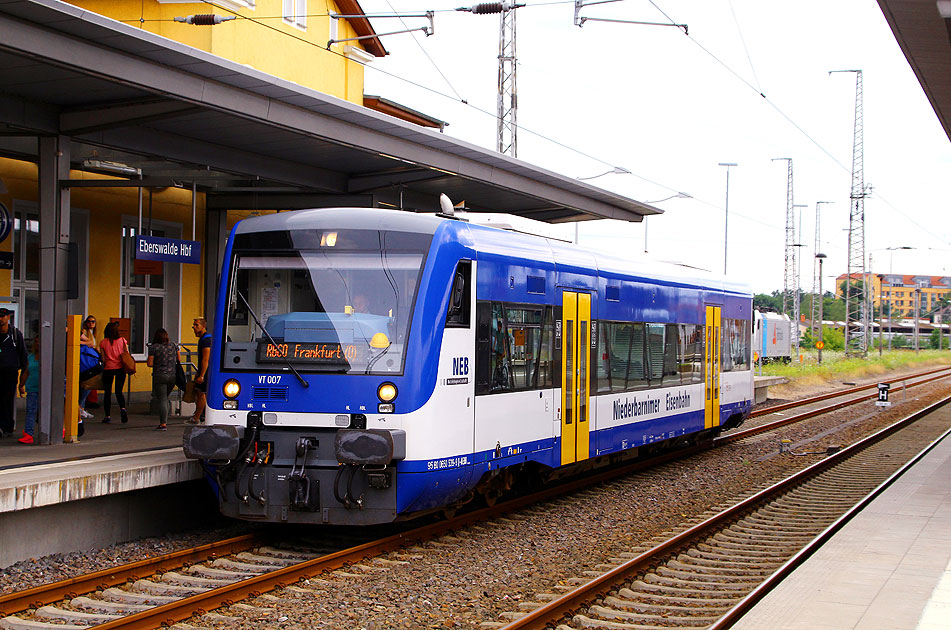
xmin=831 ymin=69 xmax=868 ymax=356
xmin=773 ymin=157 xmax=796 ymax=345
xmin=497 ymin=3 xmax=517 ymax=156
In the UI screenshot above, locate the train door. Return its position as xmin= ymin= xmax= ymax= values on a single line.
xmin=704 ymin=305 xmax=721 ymax=429
xmin=560 ymin=291 xmax=591 ymax=465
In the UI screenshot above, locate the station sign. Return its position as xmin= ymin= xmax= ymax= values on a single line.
xmin=135 ymin=235 xmax=201 ymax=264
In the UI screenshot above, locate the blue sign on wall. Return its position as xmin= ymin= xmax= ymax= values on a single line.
xmin=135 ymin=235 xmax=201 ymax=264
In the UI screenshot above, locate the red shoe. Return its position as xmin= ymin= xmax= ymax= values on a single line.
xmin=17 ymin=433 xmax=33 ymax=444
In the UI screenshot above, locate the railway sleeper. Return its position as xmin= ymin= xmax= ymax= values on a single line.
xmin=131 ymin=578 xmax=206 ymax=597
xmin=0 ymin=617 xmax=87 ymax=630
xmin=601 ymin=595 xmax=733 ymax=615
xmin=717 ymin=527 xmax=817 ymax=543
xmin=666 ymin=558 xmax=776 ymax=577
xmin=682 ymin=549 xmax=784 ymax=569
xmin=626 ymin=579 xmax=744 ymax=599
xmin=99 ymin=587 xmax=177 ymax=606
xmin=186 ymin=565 xmax=258 ymax=580
xmin=695 ymin=542 xmax=789 ymax=558
xmin=653 ymin=566 xmax=763 ymax=586
xmin=33 ymin=605 xmax=119 ymax=625
xmin=776 ymin=493 xmax=863 ymax=507
xmin=255 ymin=546 xmax=320 ymax=559
xmin=210 ymin=558 xmax=274 ymax=572
xmin=569 ymin=612 xmax=684 ymax=629
xmin=587 ymin=604 xmax=720 ymax=626
xmin=235 ymin=551 xmax=300 ymax=566
xmin=642 ymin=572 xmax=753 ymax=591
xmin=707 ymin=534 xmax=800 ymax=551
xmin=616 ymin=587 xmax=737 ymax=607
xmin=741 ymin=514 xmax=821 ymax=530
xmin=68 ymin=596 xmax=151 ymax=614
xmin=160 ymin=571 xmax=237 ymax=588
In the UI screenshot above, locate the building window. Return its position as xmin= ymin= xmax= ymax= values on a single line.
xmin=11 ymin=208 xmax=40 ymax=340
xmin=283 ymin=0 xmax=306 ymax=29
xmin=121 ymin=224 xmax=167 ymax=357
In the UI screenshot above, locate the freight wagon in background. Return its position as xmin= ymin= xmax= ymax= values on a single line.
xmin=754 ymin=310 xmax=792 ymax=363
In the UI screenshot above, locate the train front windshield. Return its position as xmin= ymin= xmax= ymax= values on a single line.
xmin=223 ymin=229 xmax=431 ymax=375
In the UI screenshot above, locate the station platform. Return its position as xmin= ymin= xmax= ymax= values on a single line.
xmin=0 ymin=406 xmax=210 ymax=568
xmin=733 ymin=428 xmax=951 ymax=630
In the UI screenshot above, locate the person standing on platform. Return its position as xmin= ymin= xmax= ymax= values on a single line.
xmin=18 ymin=332 xmax=40 ymax=444
xmin=189 ymin=318 xmax=211 ymax=424
xmin=147 ymin=328 xmax=180 ymax=431
xmin=0 ymin=308 xmax=27 ymax=438
xmin=99 ymin=321 xmax=129 ymax=425
xmin=78 ymin=315 xmax=97 ymax=420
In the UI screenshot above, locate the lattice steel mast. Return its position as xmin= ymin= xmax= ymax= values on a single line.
xmin=457 ymin=2 xmax=520 ymax=156
xmin=773 ymin=158 xmax=796 ymax=340
xmin=497 ymin=3 xmax=517 ymax=156
xmin=831 ymin=69 xmax=868 ymax=356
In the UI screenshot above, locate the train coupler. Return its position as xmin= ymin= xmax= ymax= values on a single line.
xmin=289 ymin=472 xmax=319 ymax=510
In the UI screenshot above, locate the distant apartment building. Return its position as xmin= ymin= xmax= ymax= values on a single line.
xmin=836 ymin=273 xmax=951 ymax=318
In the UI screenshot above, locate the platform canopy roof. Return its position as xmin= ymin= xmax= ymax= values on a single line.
xmin=877 ymin=0 xmax=951 ymax=142
xmin=0 ymin=0 xmax=661 ymax=223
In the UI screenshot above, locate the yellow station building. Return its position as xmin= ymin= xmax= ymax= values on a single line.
xmin=0 ymin=0 xmax=412 ymax=394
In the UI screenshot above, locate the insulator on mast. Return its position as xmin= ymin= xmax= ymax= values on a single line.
xmin=174 ymin=14 xmax=236 ymax=25
xmin=457 ymin=2 xmax=520 ymax=13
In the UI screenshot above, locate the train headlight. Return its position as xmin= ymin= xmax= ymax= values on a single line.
xmin=223 ymin=379 xmax=241 ymax=399
xmin=377 ymin=383 xmax=397 ymax=413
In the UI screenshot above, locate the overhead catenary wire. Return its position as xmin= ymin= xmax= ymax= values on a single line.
xmin=383 ymin=0 xmax=466 ymax=101
xmin=172 ymin=0 xmax=929 ymax=253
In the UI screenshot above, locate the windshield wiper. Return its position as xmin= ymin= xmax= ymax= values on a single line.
xmin=237 ymin=291 xmax=309 ymax=389
xmin=365 ymin=342 xmax=392 ymax=374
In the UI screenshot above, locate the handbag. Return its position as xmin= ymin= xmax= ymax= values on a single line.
xmin=80 ymin=372 xmax=104 ymax=391
xmin=182 ymin=380 xmax=197 ymax=403
xmin=175 ymin=361 xmax=187 ymax=391
xmin=121 ymin=350 xmax=136 ymax=375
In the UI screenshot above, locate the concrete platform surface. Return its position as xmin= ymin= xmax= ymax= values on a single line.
xmin=733 ymin=430 xmax=951 ymax=630
xmin=0 ymin=407 xmax=202 ymax=513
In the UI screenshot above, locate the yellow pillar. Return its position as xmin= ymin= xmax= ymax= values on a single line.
xmin=65 ymin=314 xmax=80 ymax=443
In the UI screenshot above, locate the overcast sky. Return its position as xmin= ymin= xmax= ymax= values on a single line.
xmin=358 ymin=0 xmax=951 ymax=294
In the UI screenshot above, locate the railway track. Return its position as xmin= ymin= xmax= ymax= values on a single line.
xmin=1 ymin=366 xmax=948 ymax=630
xmin=496 ymin=396 xmax=951 ymax=630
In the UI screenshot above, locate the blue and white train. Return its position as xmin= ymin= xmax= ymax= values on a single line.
xmin=183 ymin=208 xmax=754 ymax=525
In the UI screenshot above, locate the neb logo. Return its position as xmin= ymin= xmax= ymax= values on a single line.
xmin=452 ymin=357 xmax=469 ymax=376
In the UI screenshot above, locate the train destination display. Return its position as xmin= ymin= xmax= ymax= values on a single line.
xmin=257 ymin=341 xmax=357 ymax=363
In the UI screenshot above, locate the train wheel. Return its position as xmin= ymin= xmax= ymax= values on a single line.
xmin=443 ymin=505 xmax=458 ymax=520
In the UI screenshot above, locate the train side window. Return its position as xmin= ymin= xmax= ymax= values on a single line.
xmin=598 ymin=321 xmax=648 ymax=392
xmin=680 ymin=324 xmax=703 ymax=384
xmin=446 ymin=261 xmax=471 ymax=328
xmin=475 ymin=301 xmax=492 ymax=394
xmin=721 ymin=319 xmax=751 ymax=372
xmin=490 ymin=302 xmax=513 ymax=392
xmin=504 ymin=305 xmax=548 ymax=389
xmin=662 ymin=324 xmax=681 ymax=386
xmin=645 ymin=323 xmax=665 ymax=384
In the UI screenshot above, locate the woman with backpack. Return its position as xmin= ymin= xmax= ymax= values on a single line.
xmin=146 ymin=328 xmax=180 ymax=431
xmin=78 ymin=315 xmax=97 ymax=419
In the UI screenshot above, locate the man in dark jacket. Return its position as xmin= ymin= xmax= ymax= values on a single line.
xmin=0 ymin=308 xmax=27 ymax=437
